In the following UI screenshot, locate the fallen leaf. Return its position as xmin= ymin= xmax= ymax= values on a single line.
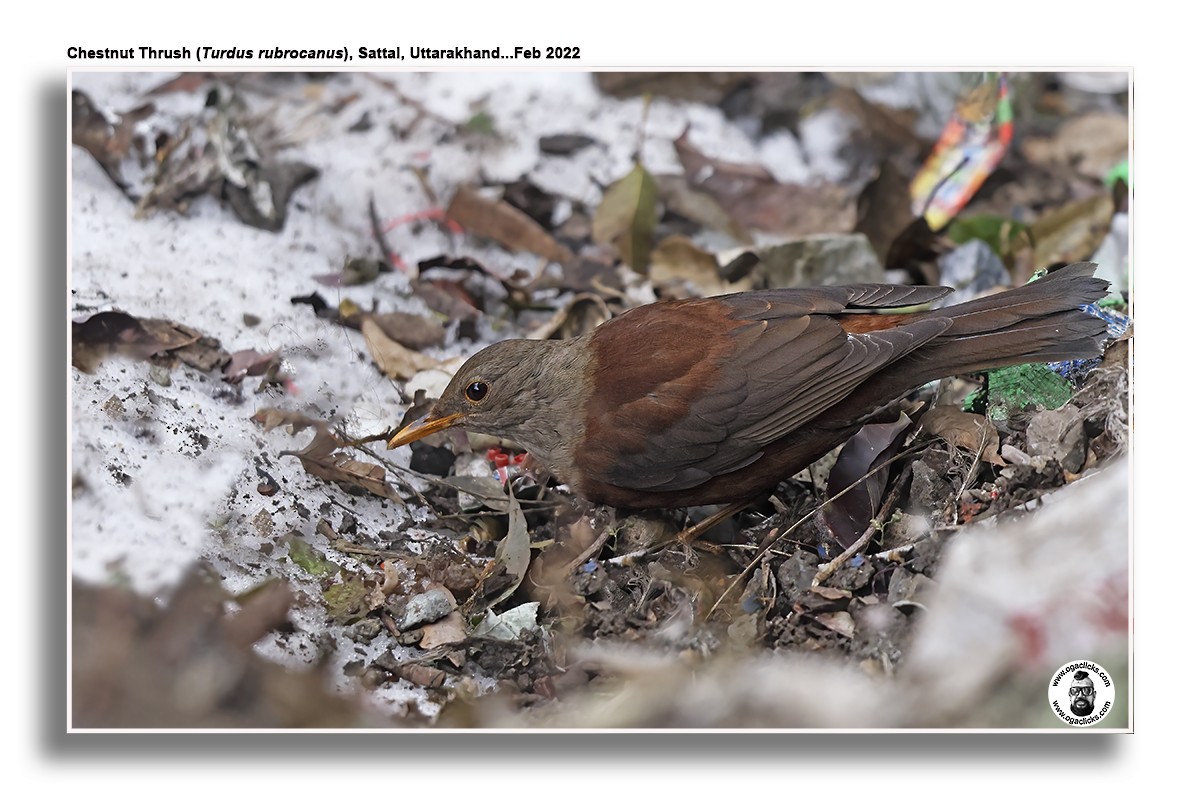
xmin=287 ymin=536 xmax=338 ymax=577
xmin=823 ymin=414 xmax=913 ymax=547
xmin=593 ymin=72 xmax=749 ymax=103
xmin=472 ymin=602 xmax=540 ymax=641
xmin=73 ymin=571 xmax=368 ymax=727
xmin=815 ymin=611 xmax=856 ymax=638
xmin=71 ymin=311 xmax=227 ymax=373
xmin=1031 ymin=193 xmax=1114 ymax=270
xmin=323 ymin=576 xmax=376 ymax=623
xmin=920 ymin=406 xmax=1004 ymax=466
xmin=756 ymin=233 xmax=886 ymax=290
xmin=655 ymin=174 xmax=752 ymax=244
xmin=648 ymin=235 xmax=742 ymax=297
xmin=313 ymin=257 xmax=386 ymax=287
xmin=252 ymin=407 xmax=325 ymax=434
xmin=592 ymin=161 xmax=659 ymax=273
xmin=538 ymin=134 xmax=596 ymax=156
xmin=674 ymin=132 xmax=854 ymax=236
xmin=829 ymin=88 xmax=926 ymax=161
xmin=361 ymin=316 xmax=442 ymax=381
xmin=446 ymin=186 xmax=574 ymax=265
xmin=854 ymin=159 xmax=915 ymax=263
xmin=282 ymin=427 xmax=405 ymax=503
xmin=472 ymin=489 xmax=531 ymax=615
xmin=419 ymin=611 xmax=469 ymax=649
xmin=526 ymin=294 xmax=612 ymax=340
xmin=224 ymin=349 xmax=281 ymax=383
xmin=364 ymin=311 xmax=445 ymax=351
xmin=413 ymin=279 xmax=484 ymax=324
xmin=436 ymin=475 xmax=512 ymax=511
xmin=71 ymin=90 xmax=154 ymax=201
xmin=1020 ymin=113 xmax=1128 ymax=181
xmin=945 ymin=214 xmax=1033 ymax=273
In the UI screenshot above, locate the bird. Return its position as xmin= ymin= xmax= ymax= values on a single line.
xmin=388 ymin=262 xmax=1109 ymax=510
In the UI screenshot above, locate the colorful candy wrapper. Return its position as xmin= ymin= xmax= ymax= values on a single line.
xmin=911 ymin=74 xmax=1013 ymax=231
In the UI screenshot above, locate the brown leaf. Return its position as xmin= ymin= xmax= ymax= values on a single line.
xmin=649 ymin=235 xmax=745 ymax=297
xmin=1020 ymin=113 xmax=1128 ymax=181
xmin=252 ymin=407 xmax=325 ymax=434
xmin=365 ymin=311 xmax=445 ymax=351
xmin=674 ymin=132 xmax=854 ymax=236
xmin=71 ymin=90 xmax=154 ymax=201
xmin=413 ymin=279 xmax=483 ymax=322
xmin=829 ymin=87 xmax=926 ymax=160
xmin=1031 ymin=193 xmax=1114 ymax=270
xmin=855 ymin=159 xmax=915 ymax=263
xmin=467 ymin=490 xmax=531 ymax=615
xmin=824 ymin=414 xmax=913 ymax=547
xmin=446 ymin=186 xmax=574 ymax=265
xmin=71 ymin=311 xmax=224 ymax=373
xmin=224 ymin=349 xmax=281 ymax=383
xmin=656 ymin=174 xmax=752 ymax=244
xmin=921 ymin=406 xmax=1004 ymax=466
xmin=815 ymin=611 xmax=856 ymax=638
xmin=418 ymin=611 xmax=468 ymax=649
xmin=73 ymin=571 xmax=370 ymax=727
xmin=361 ymin=316 xmax=442 ymax=381
xmin=282 ymin=427 xmax=405 ymax=503
xmin=593 ymin=72 xmax=749 ymax=103
xmin=526 ymin=294 xmax=612 ymax=340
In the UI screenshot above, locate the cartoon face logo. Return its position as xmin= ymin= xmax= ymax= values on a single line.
xmin=1068 ymin=670 xmax=1096 ymax=716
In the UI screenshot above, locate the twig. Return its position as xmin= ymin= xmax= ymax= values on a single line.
xmin=704 ymin=444 xmax=924 ymax=619
xmin=811 ymin=462 xmax=911 ymax=587
xmin=564 ymin=524 xmax=615 ymax=574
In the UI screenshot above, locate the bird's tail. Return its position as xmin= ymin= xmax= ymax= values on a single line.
xmin=836 ymin=262 xmax=1111 ymax=415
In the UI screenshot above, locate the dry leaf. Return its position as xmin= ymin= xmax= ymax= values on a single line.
xmin=655 ymin=174 xmax=752 ymax=244
xmin=418 ymin=611 xmax=468 ymax=649
xmin=1031 ymin=193 xmax=1114 ymax=269
xmin=649 ymin=235 xmax=744 ymax=297
xmin=921 ymin=406 xmax=1004 ymax=466
xmin=1020 ymin=113 xmax=1128 ymax=181
xmin=282 ymin=427 xmax=405 ymax=502
xmin=72 ymin=311 xmax=222 ymax=373
xmin=592 ymin=162 xmax=659 ymax=273
xmin=446 ymin=186 xmax=574 ymax=265
xmin=252 ymin=407 xmax=324 ymax=434
xmin=674 ymin=132 xmax=854 ymax=237
xmin=365 ymin=311 xmax=445 ymax=351
xmin=361 ymin=316 xmax=442 ymax=380
xmin=470 ymin=490 xmax=531 ymax=615
xmin=527 ymin=294 xmax=612 ymax=340
xmin=224 ymin=349 xmax=281 ymax=383
xmin=823 ymin=414 xmax=913 ymax=547
xmin=815 ymin=611 xmax=856 ymax=638
xmin=854 ymin=159 xmax=915 ymax=263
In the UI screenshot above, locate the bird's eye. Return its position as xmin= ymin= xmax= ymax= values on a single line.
xmin=465 ymin=381 xmax=489 ymax=403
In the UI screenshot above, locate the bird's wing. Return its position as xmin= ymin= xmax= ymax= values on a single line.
xmin=579 ymin=286 xmax=951 ymax=492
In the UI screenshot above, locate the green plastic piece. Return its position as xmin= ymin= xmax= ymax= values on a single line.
xmin=964 ymin=362 xmax=1075 ymax=420
xmin=1104 ymin=159 xmax=1129 ymax=188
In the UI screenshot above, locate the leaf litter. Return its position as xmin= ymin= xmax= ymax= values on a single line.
xmin=71 ymin=71 xmax=1130 ymax=729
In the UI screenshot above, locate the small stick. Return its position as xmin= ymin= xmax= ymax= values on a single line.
xmin=705 ymin=445 xmax=923 ymax=618
xmin=811 ymin=462 xmax=910 ymax=587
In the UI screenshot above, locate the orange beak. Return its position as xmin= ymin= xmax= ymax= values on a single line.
xmin=386 ymin=412 xmax=465 ymax=449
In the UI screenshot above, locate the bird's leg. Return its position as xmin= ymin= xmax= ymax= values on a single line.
xmin=675 ymin=499 xmax=756 ymax=545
